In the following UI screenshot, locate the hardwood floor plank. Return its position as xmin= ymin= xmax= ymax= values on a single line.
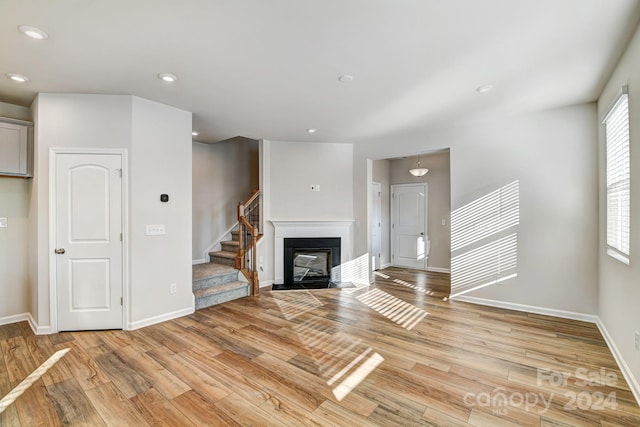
xmin=45 ymin=378 xmax=106 ymax=426
xmin=214 ymin=350 xmax=324 ymax=412
xmin=146 ymin=346 xmax=232 ymax=404
xmin=310 ymin=399 xmax=377 ymax=427
xmin=85 ymin=382 xmax=151 ymax=426
xmin=130 ymin=388 xmax=196 ymax=426
xmin=14 ymin=380 xmax=62 ymax=427
xmin=54 ymin=341 xmax=111 ymax=391
xmin=171 ymin=390 xmax=242 ymax=426
xmin=115 ymin=345 xmax=191 ymax=400
xmin=86 ymin=344 xmax=151 ymax=399
xmin=178 ymin=347 xmax=272 ymax=405
xmin=213 ymin=392 xmax=290 ymax=427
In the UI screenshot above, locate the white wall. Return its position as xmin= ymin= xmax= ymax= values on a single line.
xmin=354 ymin=104 xmax=599 ymax=314
xmin=0 ymin=102 xmax=32 ymax=323
xmin=30 ymin=94 xmax=192 ymax=331
xmin=192 ymin=139 xmax=258 ymax=262
xmin=598 ymin=21 xmax=640 ymax=392
xmin=269 ymin=141 xmax=353 ymax=220
xmin=260 ymin=140 xmax=354 ymax=285
xmin=389 ymin=151 xmax=451 ymax=271
xmin=130 ymin=97 xmax=193 ymax=326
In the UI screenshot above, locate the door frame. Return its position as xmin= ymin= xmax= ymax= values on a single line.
xmin=391 ymin=183 xmax=428 ymax=270
xmin=49 ymin=148 xmax=129 ymax=333
xmin=371 ymin=182 xmax=382 ymax=271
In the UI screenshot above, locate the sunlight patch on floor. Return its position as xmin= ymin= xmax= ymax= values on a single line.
xmin=356 ymin=288 xmax=428 ymax=330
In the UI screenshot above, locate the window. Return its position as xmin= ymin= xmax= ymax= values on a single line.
xmin=604 ymin=87 xmax=630 ymax=264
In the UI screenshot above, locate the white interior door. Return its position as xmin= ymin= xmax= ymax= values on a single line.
xmin=391 ymin=184 xmax=427 ymax=269
xmin=55 ymin=153 xmax=123 ymax=330
xmin=371 ymin=182 xmax=382 ymax=270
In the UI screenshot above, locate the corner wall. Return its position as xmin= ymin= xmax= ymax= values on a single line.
xmin=129 ymin=97 xmax=193 ymax=327
xmin=598 ymin=20 xmax=640 ymax=395
xmin=30 ymin=94 xmax=193 ymax=331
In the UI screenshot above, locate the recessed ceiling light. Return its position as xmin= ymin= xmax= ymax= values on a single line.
xmin=6 ymin=73 xmax=29 ymax=83
xmin=476 ymin=84 xmax=494 ymax=94
xmin=338 ymin=74 xmax=354 ymax=83
xmin=307 ymin=128 xmax=317 ymax=134
xmin=192 ymin=131 xmax=199 ymax=136
xmin=158 ymin=73 xmax=178 ymax=83
xmin=19 ymin=25 xmax=48 ymax=40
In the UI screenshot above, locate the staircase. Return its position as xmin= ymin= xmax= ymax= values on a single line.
xmin=208 ymin=230 xmax=240 ymax=266
xmin=192 ymin=229 xmax=249 ymax=310
xmin=192 ymin=188 xmax=261 ymax=310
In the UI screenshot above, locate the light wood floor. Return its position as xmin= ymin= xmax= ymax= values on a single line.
xmin=1 ymin=267 xmax=639 ymax=426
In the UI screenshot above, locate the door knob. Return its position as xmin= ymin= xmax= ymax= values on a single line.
xmin=420 ymin=232 xmax=424 ymax=236
xmin=55 ymin=248 xmax=66 ymax=254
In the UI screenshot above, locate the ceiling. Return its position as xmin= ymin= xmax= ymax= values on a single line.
xmin=1 ymin=0 xmax=639 ymax=144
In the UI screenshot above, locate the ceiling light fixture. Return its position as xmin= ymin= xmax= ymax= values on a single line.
xmin=158 ymin=73 xmax=178 ymax=83
xmin=307 ymin=128 xmax=317 ymax=134
xmin=476 ymin=84 xmax=494 ymax=94
xmin=338 ymin=74 xmax=354 ymax=83
xmin=6 ymin=73 xmax=29 ymax=83
xmin=19 ymin=25 xmax=49 ymax=40
xmin=409 ymin=156 xmax=429 ymax=177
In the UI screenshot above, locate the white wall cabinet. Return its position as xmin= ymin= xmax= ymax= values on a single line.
xmin=0 ymin=118 xmax=33 ymax=178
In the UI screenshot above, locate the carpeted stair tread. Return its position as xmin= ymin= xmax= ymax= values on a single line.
xmin=192 ymin=263 xmax=236 ymax=280
xmin=194 ymin=281 xmax=248 ymax=297
xmin=194 ymin=281 xmax=249 ymax=309
xmin=208 ymin=250 xmax=237 ymax=259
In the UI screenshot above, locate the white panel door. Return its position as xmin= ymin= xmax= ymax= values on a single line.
xmin=55 ymin=153 xmax=123 ymax=330
xmin=371 ymin=182 xmax=382 ymax=270
xmin=392 ymin=184 xmax=427 ymax=269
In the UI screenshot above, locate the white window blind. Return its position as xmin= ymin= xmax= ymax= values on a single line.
xmin=604 ymin=89 xmax=630 ymax=262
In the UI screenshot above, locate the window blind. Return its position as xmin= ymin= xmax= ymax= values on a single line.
xmin=604 ymin=91 xmax=630 ymax=260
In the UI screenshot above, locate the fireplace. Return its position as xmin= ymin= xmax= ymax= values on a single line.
xmin=283 ymin=237 xmax=341 ymax=287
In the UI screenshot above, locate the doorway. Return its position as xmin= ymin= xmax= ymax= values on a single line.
xmin=391 ymin=183 xmax=428 ymax=270
xmin=51 ymin=150 xmax=126 ymax=331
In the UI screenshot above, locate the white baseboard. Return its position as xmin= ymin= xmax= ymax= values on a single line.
xmin=380 ymin=263 xmax=392 ymax=269
xmin=127 ymin=306 xmax=194 ymax=330
xmin=0 ymin=312 xmax=30 ymax=327
xmin=451 ymin=295 xmax=598 ymax=323
xmin=260 ymin=280 xmax=274 ymax=288
xmin=192 ymin=258 xmax=206 ymax=265
xmin=427 ymin=266 xmax=451 ymax=274
xmin=596 ymin=319 xmax=640 ymax=405
xmin=28 ymin=312 xmax=52 ymax=335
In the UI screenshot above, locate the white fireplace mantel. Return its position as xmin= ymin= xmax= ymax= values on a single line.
xmin=271 ymin=220 xmax=354 ymax=284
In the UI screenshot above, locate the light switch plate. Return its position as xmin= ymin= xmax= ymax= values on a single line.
xmin=146 ymin=224 xmax=165 ymax=235
xmin=0 ymin=217 xmax=7 ymax=228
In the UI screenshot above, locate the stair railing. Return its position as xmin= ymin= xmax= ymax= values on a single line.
xmin=237 ymin=188 xmax=261 ymax=295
